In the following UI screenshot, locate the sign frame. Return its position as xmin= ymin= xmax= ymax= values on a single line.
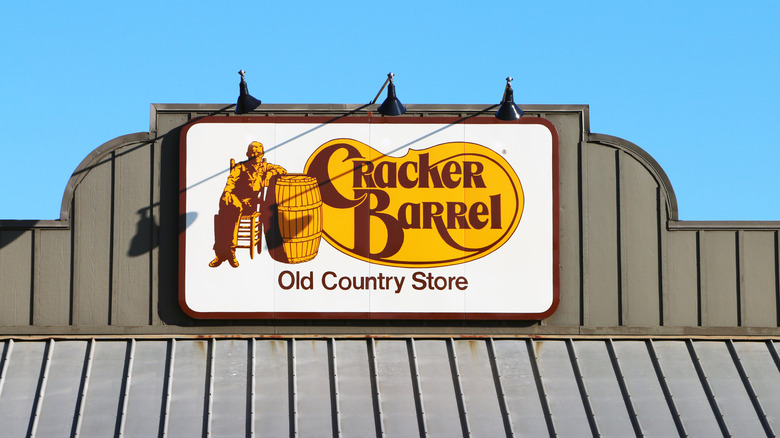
xmin=179 ymin=115 xmax=560 ymax=320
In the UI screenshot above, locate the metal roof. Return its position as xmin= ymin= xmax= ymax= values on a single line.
xmin=1 ymin=337 xmax=779 ymax=437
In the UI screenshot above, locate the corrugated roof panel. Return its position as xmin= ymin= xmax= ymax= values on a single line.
xmin=733 ymin=341 xmax=780 ymax=434
xmin=3 ymin=337 xmax=780 ymax=437
xmin=167 ymin=339 xmax=209 ymax=438
xmin=374 ymin=339 xmax=420 ymax=437
xmin=492 ymin=339 xmax=549 ymax=437
xmin=295 ymin=339 xmax=335 ymax=437
xmin=453 ymin=339 xmax=506 ymax=437
xmin=534 ymin=339 xmax=591 ymax=436
xmin=333 ymin=340 xmax=377 ymax=438
xmin=254 ymin=339 xmax=291 ymax=436
xmin=414 ymin=339 xmax=463 ymax=437
xmin=572 ymin=340 xmax=635 ymax=437
xmin=123 ymin=340 xmax=168 ymax=438
xmin=612 ymin=340 xmax=679 ymax=436
xmin=652 ymin=340 xmax=721 ymax=436
xmin=695 ymin=341 xmax=767 ymax=436
xmin=212 ymin=339 xmax=250 ymax=437
xmin=35 ymin=340 xmax=87 ymax=437
xmin=730 ymin=341 xmax=779 ymax=434
xmin=0 ymin=341 xmax=45 ymax=437
xmin=79 ymin=341 xmax=128 ymax=437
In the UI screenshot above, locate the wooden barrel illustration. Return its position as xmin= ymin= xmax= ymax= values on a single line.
xmin=274 ymin=174 xmax=323 ymax=263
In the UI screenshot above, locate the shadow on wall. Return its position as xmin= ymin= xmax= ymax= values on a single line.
xmin=128 ymin=207 xmax=198 ymax=257
xmin=0 ymin=229 xmax=28 ymax=251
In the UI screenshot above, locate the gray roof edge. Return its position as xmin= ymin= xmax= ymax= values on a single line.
xmin=150 ymin=102 xmax=591 ymax=115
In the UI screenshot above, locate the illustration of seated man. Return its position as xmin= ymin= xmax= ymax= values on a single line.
xmin=209 ymin=141 xmax=286 ymax=268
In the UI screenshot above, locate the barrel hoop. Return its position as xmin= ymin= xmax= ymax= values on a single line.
xmin=277 ymin=201 xmax=323 ymax=211
xmin=283 ymin=232 xmax=323 ymax=243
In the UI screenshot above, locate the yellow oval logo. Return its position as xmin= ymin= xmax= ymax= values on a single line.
xmin=304 ymin=139 xmax=523 ymax=267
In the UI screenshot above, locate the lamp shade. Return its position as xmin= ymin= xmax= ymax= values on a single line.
xmin=377 ymin=82 xmax=406 ymax=116
xmin=235 ymin=71 xmax=261 ymax=114
xmin=495 ymin=82 xmax=523 ymax=121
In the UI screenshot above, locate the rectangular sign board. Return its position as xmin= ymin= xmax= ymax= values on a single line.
xmin=180 ymin=116 xmax=559 ymax=319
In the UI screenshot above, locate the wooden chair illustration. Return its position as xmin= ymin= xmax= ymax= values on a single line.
xmin=230 ymin=158 xmax=262 ymax=259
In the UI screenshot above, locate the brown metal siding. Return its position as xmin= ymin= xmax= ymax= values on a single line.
xmin=0 ymin=104 xmax=778 ymax=335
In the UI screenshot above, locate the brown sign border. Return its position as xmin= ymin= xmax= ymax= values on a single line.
xmin=179 ymin=115 xmax=560 ymax=320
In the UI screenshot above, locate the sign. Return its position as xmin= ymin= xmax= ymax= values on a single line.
xmin=179 ymin=116 xmax=559 ymax=319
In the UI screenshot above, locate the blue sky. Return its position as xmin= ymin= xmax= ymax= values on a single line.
xmin=1 ymin=1 xmax=778 ymax=220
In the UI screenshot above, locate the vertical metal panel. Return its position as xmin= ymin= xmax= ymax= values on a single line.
xmin=328 ymin=339 xmax=342 ymax=437
xmin=491 ymin=340 xmax=549 ymax=436
xmin=294 ymin=339 xmax=333 ymax=437
xmin=72 ymin=155 xmax=113 ymax=326
xmin=36 ymin=341 xmax=89 ymax=437
xmin=583 ymin=144 xmax=619 ymax=326
xmin=290 ymin=339 xmax=299 ymax=436
xmin=611 ymin=341 xmax=678 ymax=436
xmin=572 ymin=341 xmax=635 ymax=436
xmin=123 ymin=340 xmax=168 ymax=438
xmin=211 ymin=339 xmax=249 ymax=437
xmin=645 ymin=340 xmax=687 ymax=436
xmin=248 ymin=339 xmax=255 ymax=437
xmin=0 ymin=341 xmax=43 ymax=437
xmin=205 ymin=338 xmax=215 ymax=437
xmin=657 ymin=187 xmax=670 ymax=327
xmin=413 ymin=339 xmax=461 ymax=437
xmin=665 ymin=231 xmax=699 ymax=326
xmin=374 ymin=340 xmax=420 ymax=437
xmin=79 ymin=341 xmax=128 ymax=437
xmin=0 ymin=229 xmax=32 ymax=325
xmin=534 ymin=340 xmax=590 ymax=436
xmin=367 ymin=338 xmax=385 ymax=438
xmin=735 ymin=341 xmax=780 ymax=431
xmin=543 ymin=113 xmax=582 ymax=327
xmin=117 ymin=339 xmax=134 ymax=437
xmin=726 ymin=341 xmax=775 ymax=436
xmin=407 ymin=339 xmax=428 ymax=437
xmin=27 ymin=339 xmax=53 ymax=437
xmin=113 ymin=143 xmax=154 ymax=326
xmin=701 ymin=231 xmax=739 ymax=326
xmin=149 ymin=137 xmax=162 ymax=327
xmin=254 ymin=339 xmax=290 ymax=436
xmin=446 ymin=339 xmax=470 ymax=437
xmin=33 ymin=229 xmax=71 ymax=326
xmin=741 ymin=231 xmax=778 ymax=326
xmin=0 ymin=340 xmax=9 ymax=398
xmin=485 ymin=339 xmax=513 ymax=437
xmin=167 ymin=340 xmax=208 ymax=438
xmin=161 ymin=339 xmax=175 ymax=437
xmin=695 ymin=341 xmax=767 ymax=436
xmin=564 ymin=339 xmax=599 ymax=436
xmin=333 ymin=340 xmax=376 ymax=438
xmin=155 ymin=114 xmax=190 ymax=328
xmin=72 ymin=339 xmax=95 ymax=437
xmin=686 ymin=340 xmax=730 ymax=435
xmin=619 ymin=152 xmax=661 ymax=326
xmin=453 ymin=340 xmax=506 ymax=437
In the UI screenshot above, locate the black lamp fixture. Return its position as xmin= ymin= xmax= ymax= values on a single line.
xmin=235 ymin=70 xmax=262 ymax=114
xmin=371 ymin=72 xmax=406 ymax=116
xmin=495 ymin=76 xmax=523 ymax=121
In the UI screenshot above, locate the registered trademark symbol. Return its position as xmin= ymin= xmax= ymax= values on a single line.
xmin=502 ymin=149 xmax=507 ymax=154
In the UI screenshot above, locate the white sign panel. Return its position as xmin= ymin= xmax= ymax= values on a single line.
xmin=179 ymin=116 xmax=559 ymax=319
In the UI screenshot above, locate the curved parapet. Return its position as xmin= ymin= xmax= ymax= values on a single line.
xmin=589 ymin=132 xmax=679 ymax=221
xmin=59 ymin=132 xmax=154 ymax=224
